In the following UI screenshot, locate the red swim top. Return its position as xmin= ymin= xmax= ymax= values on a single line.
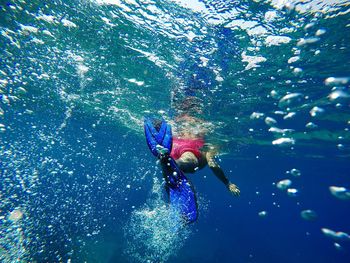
xmin=170 ymin=137 xmax=205 ymax=160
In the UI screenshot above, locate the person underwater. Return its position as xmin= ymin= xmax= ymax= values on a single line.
xmin=144 ymin=116 xmax=240 ymax=224
xmin=170 ymin=114 xmax=240 ymax=196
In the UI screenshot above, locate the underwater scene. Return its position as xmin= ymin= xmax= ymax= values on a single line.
xmin=1 ymin=0 xmax=350 ymax=262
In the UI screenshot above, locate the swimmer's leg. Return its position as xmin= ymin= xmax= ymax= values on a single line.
xmin=144 ymin=117 xmax=198 ymax=223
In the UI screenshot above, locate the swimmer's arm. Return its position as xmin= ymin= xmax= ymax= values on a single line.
xmin=206 ymin=152 xmax=240 ymax=196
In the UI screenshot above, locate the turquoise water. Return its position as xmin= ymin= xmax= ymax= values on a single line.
xmin=1 ymin=0 xmax=350 ymax=262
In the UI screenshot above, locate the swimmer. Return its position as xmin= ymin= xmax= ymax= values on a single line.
xmin=168 ymin=92 xmax=240 ymax=196
xmin=144 ymin=115 xmax=239 ymax=224
xmin=145 ymin=76 xmax=240 ymax=223
xmin=170 ymin=112 xmax=240 ymax=196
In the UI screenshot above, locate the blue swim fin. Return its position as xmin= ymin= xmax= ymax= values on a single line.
xmin=144 ymin=117 xmax=198 ymax=223
xmin=169 ymin=179 xmax=198 ymax=223
xmin=160 ymin=156 xmax=198 ymax=224
xmin=144 ymin=117 xmax=172 ymax=157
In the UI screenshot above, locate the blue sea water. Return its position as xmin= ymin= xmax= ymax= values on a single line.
xmin=1 ymin=0 xmax=350 ymax=262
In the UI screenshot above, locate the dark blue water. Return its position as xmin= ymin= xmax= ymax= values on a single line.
xmin=1 ymin=0 xmax=350 ymax=262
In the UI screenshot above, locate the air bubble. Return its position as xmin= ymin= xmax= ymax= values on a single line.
xmin=329 ymin=186 xmax=350 ymax=200
xmin=0 ymin=128 xmax=6 ymax=133
xmin=305 ymin=122 xmax=318 ymax=129
xmin=337 ymin=144 xmax=344 ymax=150
xmin=290 ymin=168 xmax=301 ymax=177
xmin=250 ymin=112 xmax=265 ymax=120
xmin=258 ymin=211 xmax=268 ymax=218
xmin=304 ymin=22 xmax=315 ymax=31
xmin=287 ymin=188 xmax=299 ymax=197
xmin=268 ymin=127 xmax=294 ymax=134
xmin=264 ymin=117 xmax=277 ymax=127
xmin=324 ymin=77 xmax=349 ymax=86
xmin=334 ymin=243 xmax=342 ymax=250
xmin=309 ymin=106 xmax=324 ymax=117
xmin=272 ymin=137 xmax=295 ymax=146
xmin=315 ymin=29 xmax=326 ymax=36
xmin=328 ymin=90 xmax=350 ymax=102
xmin=335 ymin=103 xmax=343 ymax=108
xmin=293 ymin=68 xmax=303 ymax=75
xmin=274 ymin=111 xmax=285 ymax=115
xmin=287 ymin=56 xmax=300 ymax=64
xmin=8 ymin=209 xmax=24 ymax=222
xmin=297 ymin=37 xmax=320 ymax=46
xmin=283 ymin=112 xmax=296 ymax=120
xmin=321 ymin=228 xmax=350 ymax=241
xmin=276 ymin=179 xmax=292 ymax=190
xmin=270 ymin=90 xmax=281 ymax=99
xmin=2 ymin=95 xmax=10 ymax=105
xmin=300 ymin=210 xmax=317 ymax=221
xmin=278 ymin=93 xmax=304 ymax=108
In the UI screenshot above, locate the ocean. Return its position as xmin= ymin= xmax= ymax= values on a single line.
xmin=1 ymin=0 xmax=350 ymax=262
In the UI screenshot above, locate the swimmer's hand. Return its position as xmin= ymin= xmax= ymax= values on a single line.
xmin=228 ymin=183 xmax=240 ymax=196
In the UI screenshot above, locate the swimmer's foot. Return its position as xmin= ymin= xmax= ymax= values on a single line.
xmin=228 ymin=183 xmax=240 ymax=196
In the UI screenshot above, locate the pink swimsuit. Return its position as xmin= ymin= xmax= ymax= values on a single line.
xmin=170 ymin=137 xmax=205 ymax=160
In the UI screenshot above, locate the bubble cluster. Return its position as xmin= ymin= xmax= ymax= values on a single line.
xmin=124 ymin=178 xmax=191 ymax=263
